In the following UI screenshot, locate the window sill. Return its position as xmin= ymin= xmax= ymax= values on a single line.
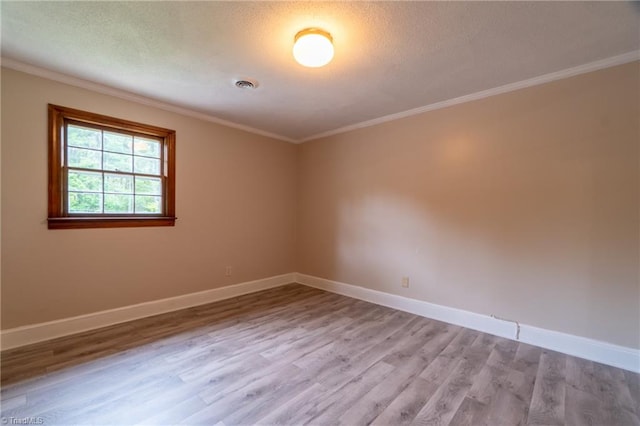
xmin=48 ymin=216 xmax=177 ymax=229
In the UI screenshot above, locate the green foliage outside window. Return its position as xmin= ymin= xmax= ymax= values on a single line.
xmin=66 ymin=125 xmax=163 ymax=214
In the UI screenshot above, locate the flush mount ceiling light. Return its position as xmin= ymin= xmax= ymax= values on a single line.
xmin=293 ymin=28 xmax=334 ymax=68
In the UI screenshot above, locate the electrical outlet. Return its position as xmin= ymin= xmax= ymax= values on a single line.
xmin=225 ymin=266 xmax=232 ymax=277
xmin=401 ymin=276 xmax=410 ymax=288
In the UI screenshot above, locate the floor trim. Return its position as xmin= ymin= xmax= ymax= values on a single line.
xmin=0 ymin=273 xmax=295 ymax=350
xmin=3 ymin=272 xmax=637 ymax=373
xmin=295 ymin=273 xmax=640 ymax=373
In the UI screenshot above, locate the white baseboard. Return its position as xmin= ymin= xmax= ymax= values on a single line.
xmin=295 ymin=273 xmax=640 ymax=373
xmin=1 ymin=273 xmax=295 ymax=351
xmin=3 ymin=271 xmax=637 ymax=373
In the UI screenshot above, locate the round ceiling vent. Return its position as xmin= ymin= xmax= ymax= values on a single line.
xmin=235 ymin=79 xmax=257 ymax=89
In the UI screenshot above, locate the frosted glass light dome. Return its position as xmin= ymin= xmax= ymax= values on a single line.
xmin=293 ymin=28 xmax=334 ymax=68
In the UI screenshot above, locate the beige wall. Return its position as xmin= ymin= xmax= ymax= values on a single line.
xmin=2 ymin=62 xmax=638 ymax=350
xmin=1 ymin=68 xmax=297 ymax=329
xmin=297 ymin=62 xmax=640 ymax=349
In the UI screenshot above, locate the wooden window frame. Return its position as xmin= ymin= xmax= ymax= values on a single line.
xmin=48 ymin=104 xmax=176 ymax=229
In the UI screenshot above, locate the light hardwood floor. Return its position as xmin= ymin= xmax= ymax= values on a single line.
xmin=1 ymin=284 xmax=638 ymax=425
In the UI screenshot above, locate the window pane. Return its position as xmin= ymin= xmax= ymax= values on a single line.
xmin=67 ymin=125 xmax=101 ymax=150
xmin=135 ymin=176 xmax=161 ymax=195
xmin=104 ymin=132 xmax=132 ymax=154
xmin=68 ymin=170 xmax=102 ymax=192
xmin=68 ymin=147 xmax=102 ymax=170
xmin=104 ymin=152 xmax=133 ymax=172
xmin=134 ymin=137 xmax=161 ymax=158
xmin=104 ymin=194 xmax=134 ymax=213
xmin=134 ymin=156 xmax=160 ymax=175
xmin=69 ymin=192 xmax=102 ymax=213
xmin=105 ymin=174 xmax=133 ymax=194
xmin=135 ymin=195 xmax=162 ymax=213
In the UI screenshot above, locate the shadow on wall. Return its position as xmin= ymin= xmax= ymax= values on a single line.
xmin=297 ymin=71 xmax=639 ymax=348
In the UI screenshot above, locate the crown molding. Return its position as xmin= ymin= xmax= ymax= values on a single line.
xmin=3 ymin=51 xmax=638 ymax=145
xmin=0 ymin=57 xmax=296 ymax=144
xmin=299 ymin=50 xmax=640 ymax=143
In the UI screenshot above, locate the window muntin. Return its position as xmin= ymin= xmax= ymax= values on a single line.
xmin=64 ymin=122 xmax=163 ymax=215
xmin=48 ymin=105 xmax=176 ymax=229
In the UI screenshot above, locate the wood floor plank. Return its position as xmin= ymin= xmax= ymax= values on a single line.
xmin=37 ymin=374 xmax=181 ymax=425
xmin=592 ymin=363 xmax=640 ymax=425
xmin=337 ymin=359 xmax=427 ymax=425
xmin=527 ymin=350 xmax=566 ymax=426
xmin=220 ymin=366 xmax=318 ymax=425
xmin=1 ymin=284 xmax=637 ymax=426
xmin=339 ymin=322 xmax=462 ymax=425
xmin=311 ymin=314 xmax=424 ymax=389
xmin=565 ymin=385 xmax=607 ymax=426
xmin=626 ymin=370 xmax=640 ymax=413
xmin=378 ymin=318 xmax=446 ymax=367
xmin=412 ymin=335 xmax=496 ymax=426
xmin=253 ymin=382 xmax=328 ymax=425
xmin=484 ymin=388 xmax=529 ymax=425
xmin=0 ymin=394 xmax=26 ymax=412
xmin=507 ymin=342 xmax=542 ymax=416
xmin=371 ymin=377 xmax=439 ymax=426
xmin=303 ymin=361 xmax=397 ymax=425
xmin=134 ymin=395 xmax=208 ymax=426
xmin=467 ymin=363 xmax=509 ymax=405
xmin=185 ymin=362 xmax=307 ymax=425
xmin=448 ymin=396 xmax=490 ymax=426
xmin=466 ymin=340 xmax=518 ymax=405
xmin=419 ymin=327 xmax=479 ymax=384
xmin=292 ymin=307 xmax=403 ymax=370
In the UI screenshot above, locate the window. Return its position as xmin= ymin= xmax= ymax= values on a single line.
xmin=48 ymin=104 xmax=176 ymax=229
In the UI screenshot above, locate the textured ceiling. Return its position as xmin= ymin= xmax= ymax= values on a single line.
xmin=2 ymin=1 xmax=639 ymax=142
